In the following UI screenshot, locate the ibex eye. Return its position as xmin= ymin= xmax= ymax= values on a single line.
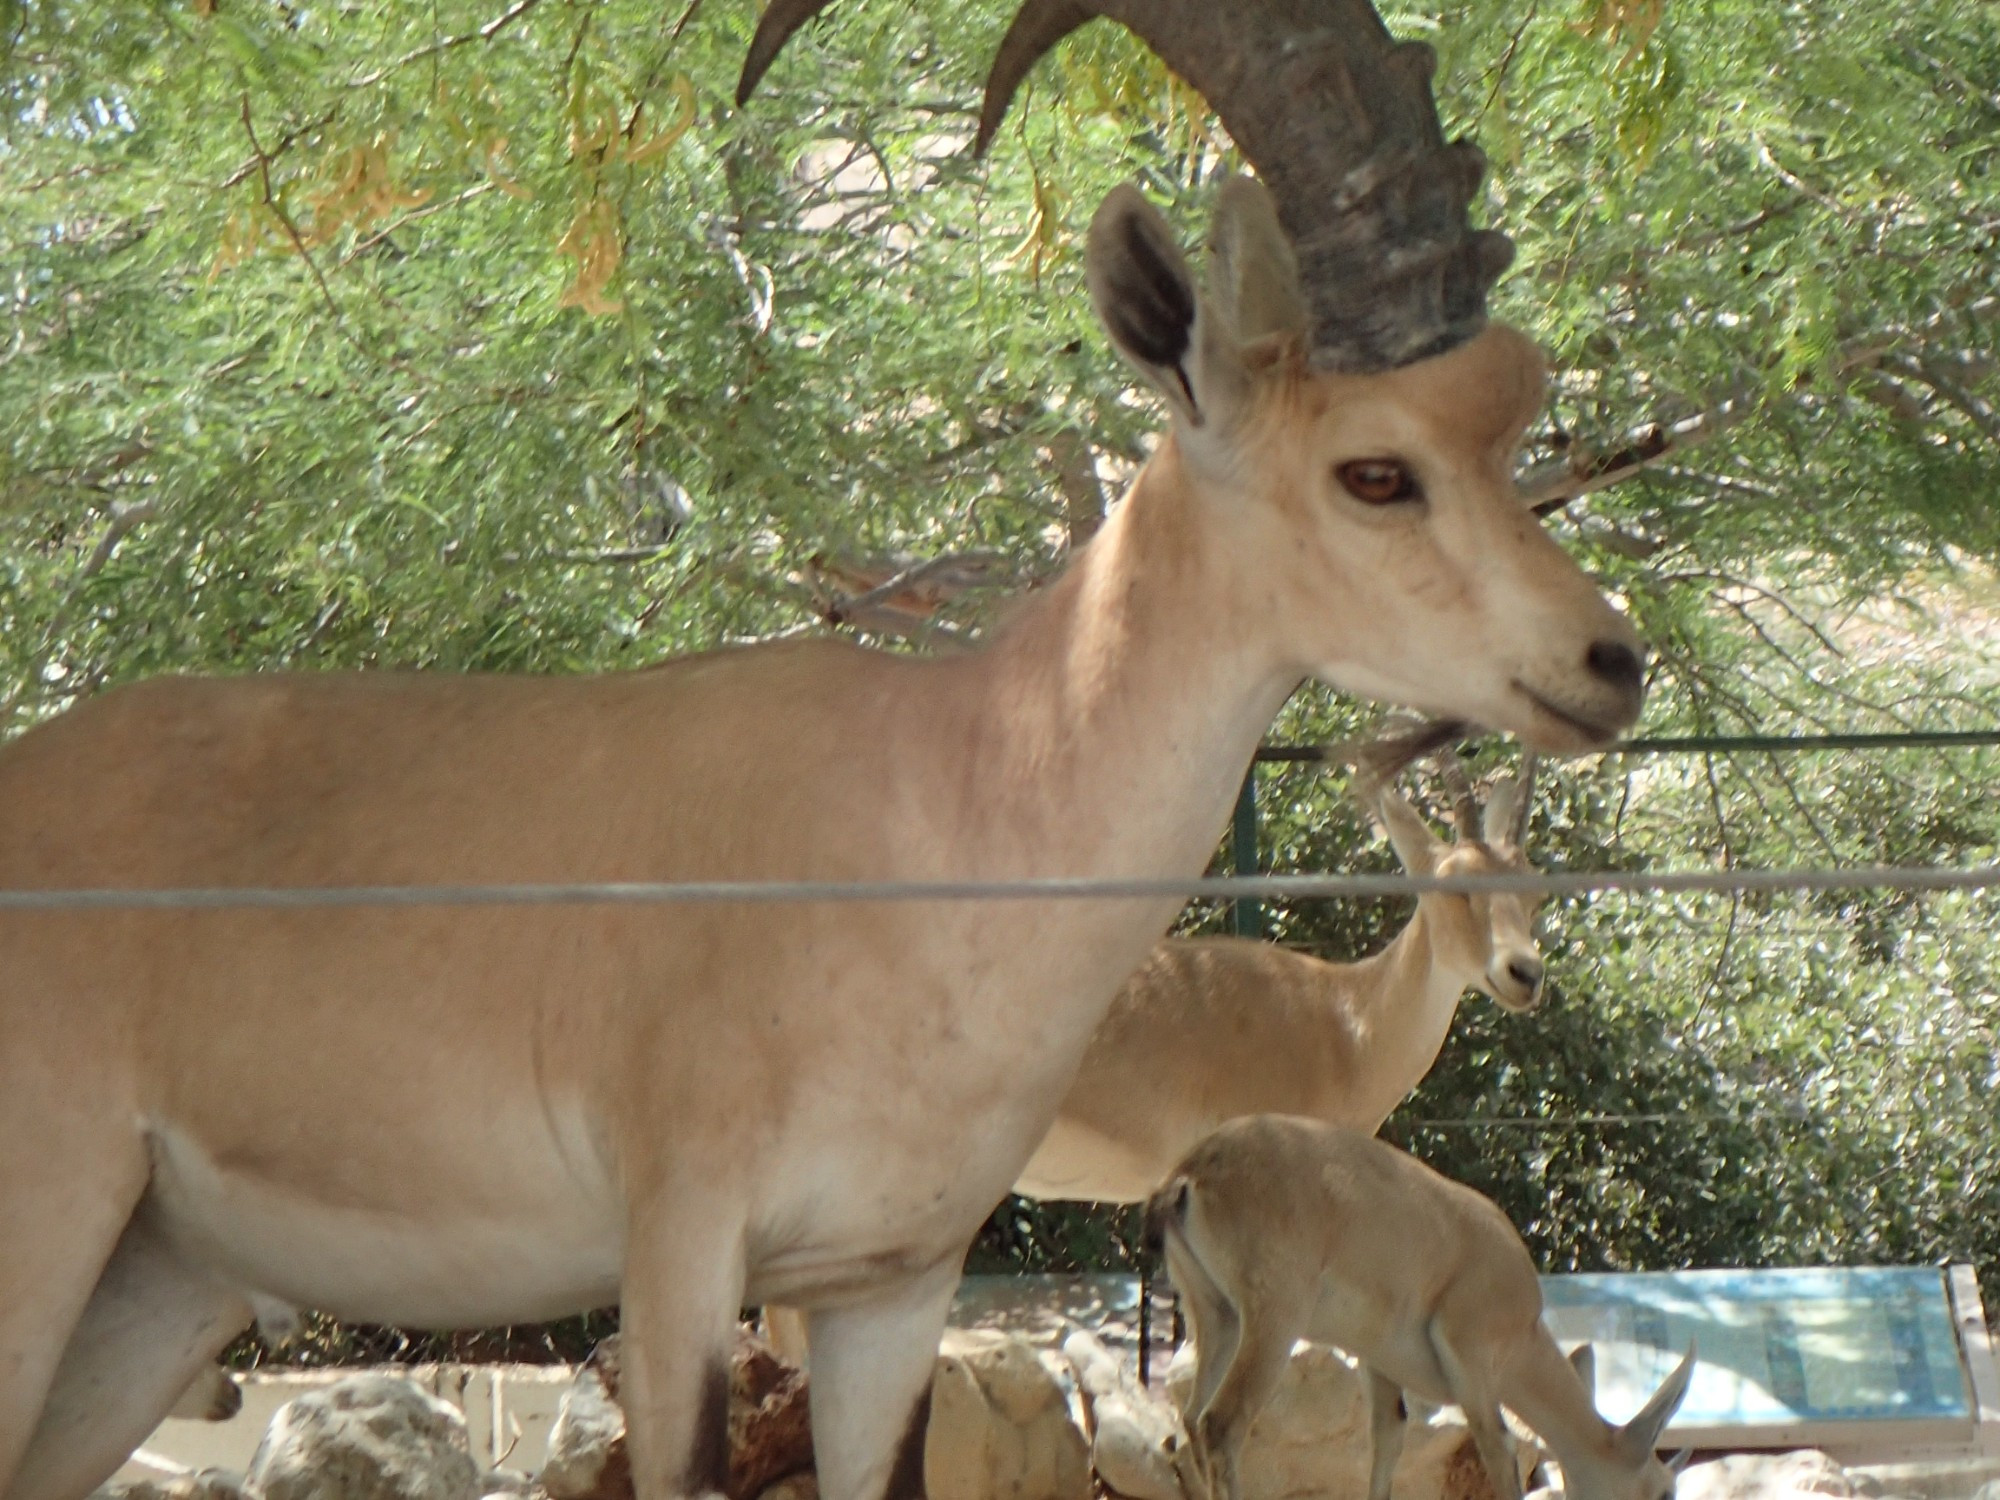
xmin=1336 ymin=458 xmax=1422 ymax=505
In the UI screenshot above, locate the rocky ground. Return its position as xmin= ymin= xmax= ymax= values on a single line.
xmin=95 ymin=1329 xmax=2000 ymax=1500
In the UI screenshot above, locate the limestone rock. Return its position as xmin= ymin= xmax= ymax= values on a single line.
xmin=247 ymin=1374 xmax=480 ymax=1500
xmin=926 ymin=1329 xmax=1092 ymax=1500
xmin=1677 ymin=1453 xmax=1857 ymax=1500
xmin=1059 ymin=1330 xmax=1186 ymax=1500
xmin=94 ymin=1471 xmax=253 ymax=1500
xmin=1164 ymin=1340 xmax=1543 ymax=1500
xmin=540 ymin=1343 xmax=628 ymax=1500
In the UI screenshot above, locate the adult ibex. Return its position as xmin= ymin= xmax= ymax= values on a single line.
xmin=1151 ymin=1115 xmax=1694 ymax=1500
xmin=1016 ymin=753 xmax=1548 ymax=1204
xmin=0 ymin=5 xmax=1644 ymax=1500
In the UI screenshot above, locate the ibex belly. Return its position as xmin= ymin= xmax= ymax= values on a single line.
xmin=141 ymin=1106 xmax=624 ymax=1329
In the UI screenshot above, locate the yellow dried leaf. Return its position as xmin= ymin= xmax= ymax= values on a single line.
xmin=623 ymin=75 xmax=697 ymax=167
xmin=556 ymin=198 xmax=625 ymax=315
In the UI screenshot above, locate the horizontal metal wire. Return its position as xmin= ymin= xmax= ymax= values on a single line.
xmin=0 ymin=863 xmax=1996 ymax=910
xmin=1252 ymin=728 xmax=2000 ymax=763
xmin=1397 ymin=1111 xmax=1815 ymax=1130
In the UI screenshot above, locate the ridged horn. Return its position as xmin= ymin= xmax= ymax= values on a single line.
xmin=736 ymin=0 xmax=842 ymax=106
xmin=1513 ymin=750 xmax=1539 ymax=842
xmin=978 ymin=0 xmax=1514 ymax=372
xmin=1434 ymin=747 xmax=1482 ymax=844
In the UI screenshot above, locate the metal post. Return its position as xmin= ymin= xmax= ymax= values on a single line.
xmin=1138 ymin=1260 xmax=1153 ymax=1388
xmin=1230 ymin=767 xmax=1262 ymax=938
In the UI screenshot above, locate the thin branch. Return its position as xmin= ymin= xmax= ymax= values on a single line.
xmin=240 ymin=95 xmax=346 ymax=331
xmin=0 ymin=501 xmax=161 ymax=727
xmin=822 ymin=550 xmax=1014 ymax=627
xmin=346 ymin=0 xmax=550 ymax=89
xmin=1474 ymin=0 xmax=1540 ymax=125
xmin=341 ymin=182 xmax=494 ymax=264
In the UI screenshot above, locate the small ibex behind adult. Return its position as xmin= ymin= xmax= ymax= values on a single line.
xmin=1149 ymin=1115 xmax=1694 ymax=1500
xmin=1016 ymin=751 xmax=1547 ymax=1204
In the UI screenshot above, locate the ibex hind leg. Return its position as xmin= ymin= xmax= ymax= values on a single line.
xmin=0 ymin=1117 xmax=148 ymax=1500
xmin=7 ymin=1205 xmax=252 ymax=1500
xmin=1364 ymin=1368 xmax=1409 ymax=1500
xmin=806 ymin=1257 xmax=961 ymax=1500
xmin=1427 ymin=1326 xmax=1522 ymax=1500
xmin=1185 ymin=1268 xmax=1312 ymax=1500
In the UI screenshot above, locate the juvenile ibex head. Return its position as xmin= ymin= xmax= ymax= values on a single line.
xmin=738 ymin=0 xmax=1647 ymax=752
xmin=1371 ymin=749 xmax=1546 ymax=1012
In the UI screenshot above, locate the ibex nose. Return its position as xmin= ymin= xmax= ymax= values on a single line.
xmin=1508 ymin=957 xmax=1544 ymax=992
xmin=1585 ymin=639 xmax=1646 ymax=697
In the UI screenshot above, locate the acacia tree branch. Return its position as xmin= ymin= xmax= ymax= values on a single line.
xmin=0 ymin=500 xmax=161 ymax=727
xmin=1522 ymin=303 xmax=1998 ymax=509
xmin=820 ymin=550 xmax=1015 ymax=628
xmin=1043 ymin=429 xmax=1107 ymax=548
xmin=240 ymin=96 xmax=346 ymax=330
xmin=345 ymin=0 xmax=551 ymax=89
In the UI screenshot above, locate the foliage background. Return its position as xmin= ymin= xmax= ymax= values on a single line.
xmin=4 ymin=0 xmax=1998 ymax=1361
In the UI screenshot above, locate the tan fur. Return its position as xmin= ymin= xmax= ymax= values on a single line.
xmin=0 ymin=184 xmax=1642 ymax=1500
xmin=1152 ymin=1116 xmax=1692 ymax=1500
xmin=1015 ymin=775 xmax=1545 ymax=1203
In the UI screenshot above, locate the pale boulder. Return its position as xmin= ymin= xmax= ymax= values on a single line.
xmin=93 ymin=1471 xmax=252 ymax=1500
xmin=539 ymin=1346 xmax=627 ymax=1500
xmin=247 ymin=1375 xmax=480 ymax=1500
xmin=926 ymin=1329 xmax=1092 ymax=1500
xmin=1675 ymin=1453 xmax=1857 ymax=1500
xmin=1165 ymin=1340 xmax=1543 ymax=1500
xmin=1058 ymin=1330 xmax=1187 ymax=1500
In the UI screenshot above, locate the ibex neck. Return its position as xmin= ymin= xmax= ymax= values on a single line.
xmin=964 ymin=438 xmax=1295 ymax=881
xmin=1501 ymin=1333 xmax=1628 ymax=1482
xmin=1337 ymin=900 xmax=1479 ymax=1128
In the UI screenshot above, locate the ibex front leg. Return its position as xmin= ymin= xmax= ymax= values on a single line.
xmin=806 ymin=1258 xmax=961 ymax=1500
xmin=619 ymin=1201 xmax=750 ymax=1500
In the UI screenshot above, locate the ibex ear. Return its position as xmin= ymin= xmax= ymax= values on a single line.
xmin=1372 ymin=787 xmax=1442 ymax=876
xmin=1619 ymin=1345 xmax=1696 ymax=1460
xmin=1567 ymin=1343 xmax=1597 ymax=1401
xmin=1087 ymin=186 xmax=1248 ymax=433
xmin=1206 ymin=176 xmax=1306 ymax=349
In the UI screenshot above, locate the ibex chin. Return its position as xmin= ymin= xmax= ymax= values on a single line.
xmin=0 ymin=5 xmax=1645 ymax=1500
xmin=1016 ymin=752 xmax=1547 ymax=1204
xmin=1150 ymin=1116 xmax=1693 ymax=1500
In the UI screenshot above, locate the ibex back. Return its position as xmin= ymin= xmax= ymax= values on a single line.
xmin=0 ymin=5 xmax=1645 ymax=1500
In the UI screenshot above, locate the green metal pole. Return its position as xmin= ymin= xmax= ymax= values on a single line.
xmin=1230 ymin=767 xmax=1262 ymax=938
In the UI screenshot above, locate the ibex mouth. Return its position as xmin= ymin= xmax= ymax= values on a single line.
xmin=1512 ymin=682 xmax=1622 ymax=751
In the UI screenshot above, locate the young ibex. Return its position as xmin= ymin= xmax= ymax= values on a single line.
xmin=1016 ymin=752 xmax=1546 ymax=1203
xmin=1151 ymin=1116 xmax=1694 ymax=1500
xmin=0 ymin=6 xmax=1645 ymax=1500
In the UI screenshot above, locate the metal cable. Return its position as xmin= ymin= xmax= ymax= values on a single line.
xmin=1253 ymin=728 xmax=2000 ymax=763
xmin=1398 ymin=1111 xmax=1816 ymax=1130
xmin=1 ymin=862 xmax=1997 ymax=910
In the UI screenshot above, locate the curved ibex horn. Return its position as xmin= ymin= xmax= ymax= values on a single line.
xmin=977 ymin=0 xmax=1515 ymax=371
xmin=736 ymin=0 xmax=841 ymax=106
xmin=1513 ymin=749 xmax=1539 ymax=843
xmin=1434 ymin=746 xmax=1482 ymax=844
xmin=1482 ymin=748 xmax=1538 ymax=846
